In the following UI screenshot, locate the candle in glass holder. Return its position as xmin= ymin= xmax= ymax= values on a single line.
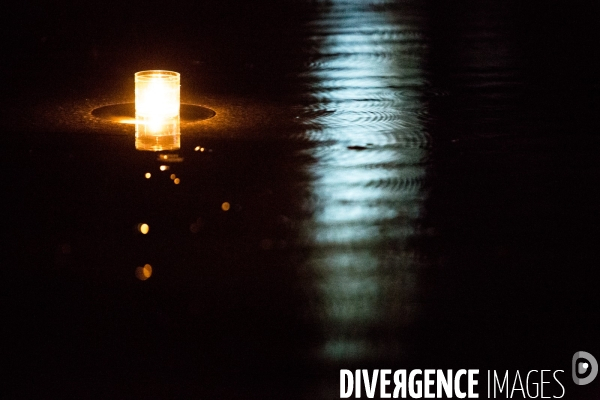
xmin=135 ymin=70 xmax=180 ymax=151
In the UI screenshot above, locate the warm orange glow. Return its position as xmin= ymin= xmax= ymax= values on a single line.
xmin=116 ymin=117 xmax=137 ymax=124
xmin=143 ymin=264 xmax=152 ymax=277
xmin=156 ymin=153 xmax=184 ymax=162
xmin=174 ymin=178 xmax=181 ymax=184
xmin=170 ymin=174 xmax=176 ymax=180
xmin=135 ymin=264 xmax=153 ymax=280
xmin=135 ymin=70 xmax=180 ymax=151
xmin=135 ymin=267 xmax=145 ymax=280
xmin=221 ymin=202 xmax=231 ymax=211
xmin=159 ymin=165 xmax=169 ymax=171
xmin=138 ymin=223 xmax=150 ymax=234
xmin=144 ymin=172 xmax=151 ymax=179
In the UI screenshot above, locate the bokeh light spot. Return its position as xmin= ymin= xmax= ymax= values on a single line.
xmin=138 ymin=223 xmax=150 ymax=234
xmin=144 ymin=172 xmax=151 ymax=179
xmin=135 ymin=264 xmax=153 ymax=280
xmin=221 ymin=202 xmax=230 ymax=211
xmin=174 ymin=178 xmax=181 ymax=184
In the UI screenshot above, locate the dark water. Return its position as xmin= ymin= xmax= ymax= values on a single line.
xmin=3 ymin=0 xmax=600 ymax=398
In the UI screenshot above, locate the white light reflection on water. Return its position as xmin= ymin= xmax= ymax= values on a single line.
xmin=299 ymin=0 xmax=430 ymax=364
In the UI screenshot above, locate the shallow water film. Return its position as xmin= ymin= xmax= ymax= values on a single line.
xmin=3 ymin=0 xmax=600 ymax=398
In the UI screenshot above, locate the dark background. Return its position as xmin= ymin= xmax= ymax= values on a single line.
xmin=2 ymin=0 xmax=600 ymax=398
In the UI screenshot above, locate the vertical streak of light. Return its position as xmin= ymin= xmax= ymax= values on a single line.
xmin=299 ymin=0 xmax=430 ymax=363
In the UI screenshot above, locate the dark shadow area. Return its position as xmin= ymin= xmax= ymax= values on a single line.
xmin=2 ymin=0 xmax=600 ymax=399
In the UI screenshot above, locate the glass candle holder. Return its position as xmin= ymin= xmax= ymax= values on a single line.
xmin=135 ymin=70 xmax=180 ymax=151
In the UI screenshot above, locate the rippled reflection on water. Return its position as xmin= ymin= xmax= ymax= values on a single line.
xmin=296 ymin=0 xmax=430 ymax=366
xmin=7 ymin=0 xmax=600 ymax=397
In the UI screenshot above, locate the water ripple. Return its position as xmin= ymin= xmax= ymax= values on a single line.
xmin=296 ymin=0 xmax=431 ymax=367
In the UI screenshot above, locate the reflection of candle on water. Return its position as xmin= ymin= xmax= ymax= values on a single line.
xmin=135 ymin=70 xmax=180 ymax=151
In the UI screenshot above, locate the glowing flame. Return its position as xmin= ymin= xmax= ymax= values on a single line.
xmin=135 ymin=72 xmax=179 ymax=118
xmin=135 ymin=70 xmax=180 ymax=151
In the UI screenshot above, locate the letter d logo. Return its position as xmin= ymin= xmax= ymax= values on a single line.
xmin=572 ymin=351 xmax=598 ymax=385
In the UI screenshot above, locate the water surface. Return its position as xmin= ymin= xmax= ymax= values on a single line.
xmin=3 ymin=0 xmax=600 ymax=398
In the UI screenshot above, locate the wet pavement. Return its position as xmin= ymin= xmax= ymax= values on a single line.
xmin=3 ymin=0 xmax=600 ymax=398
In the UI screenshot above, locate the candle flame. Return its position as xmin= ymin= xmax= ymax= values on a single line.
xmin=135 ymin=70 xmax=180 ymax=151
